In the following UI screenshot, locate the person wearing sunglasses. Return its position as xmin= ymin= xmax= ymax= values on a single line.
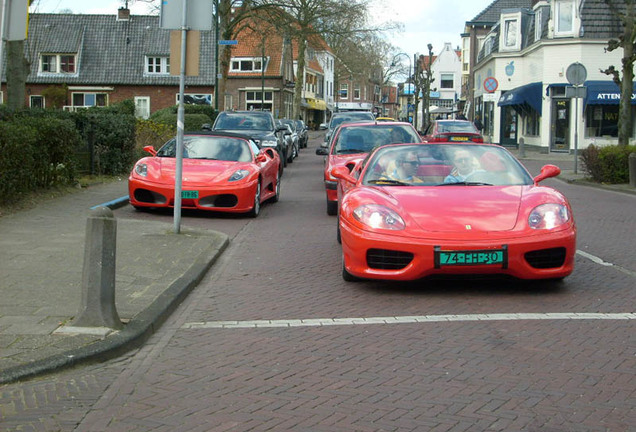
xmin=384 ymin=151 xmax=424 ymax=183
xmin=444 ymin=148 xmax=483 ymax=183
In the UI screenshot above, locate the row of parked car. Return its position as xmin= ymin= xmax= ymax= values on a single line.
xmin=128 ymin=110 xmax=310 ymax=218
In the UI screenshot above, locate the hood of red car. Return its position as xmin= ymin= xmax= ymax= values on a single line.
xmin=148 ymin=158 xmax=247 ymax=185
xmin=381 ymin=186 xmax=524 ymax=232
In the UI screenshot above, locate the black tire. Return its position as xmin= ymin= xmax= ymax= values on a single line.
xmin=247 ymin=182 xmax=261 ymax=218
xmin=327 ymin=200 xmax=338 ymax=216
xmin=270 ymin=172 xmax=281 ymax=203
xmin=342 ymin=254 xmax=360 ymax=282
xmin=336 ymin=221 xmax=341 ymax=244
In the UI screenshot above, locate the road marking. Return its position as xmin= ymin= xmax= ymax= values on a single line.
xmin=182 ymin=313 xmax=636 ymax=329
xmin=576 ymin=249 xmax=636 ymax=277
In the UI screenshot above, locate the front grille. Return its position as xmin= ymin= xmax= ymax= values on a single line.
xmin=199 ymin=194 xmax=238 ymax=208
xmin=134 ymin=189 xmax=167 ymax=204
xmin=525 ymin=247 xmax=566 ymax=269
xmin=367 ymin=249 xmax=413 ymax=270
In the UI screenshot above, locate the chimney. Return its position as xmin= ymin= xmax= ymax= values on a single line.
xmin=118 ymin=7 xmax=130 ymax=21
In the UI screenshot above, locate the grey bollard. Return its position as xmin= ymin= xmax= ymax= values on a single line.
xmin=518 ymin=137 xmax=525 ymax=158
xmin=71 ymin=207 xmax=123 ymax=329
xmin=630 ymin=153 xmax=636 ymax=188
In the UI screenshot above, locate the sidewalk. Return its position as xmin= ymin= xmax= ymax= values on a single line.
xmin=0 ymin=179 xmax=228 ymax=384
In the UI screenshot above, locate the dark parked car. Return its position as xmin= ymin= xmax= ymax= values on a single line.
xmin=295 ymin=119 xmax=309 ymax=148
xmin=212 ymin=111 xmax=288 ymax=174
xmin=279 ymin=119 xmax=300 ymax=163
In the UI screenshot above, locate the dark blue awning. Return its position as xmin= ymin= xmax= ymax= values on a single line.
xmin=497 ymin=82 xmax=543 ymax=114
xmin=585 ymin=80 xmax=636 ymax=106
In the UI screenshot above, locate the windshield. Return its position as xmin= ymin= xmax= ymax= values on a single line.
xmin=436 ymin=121 xmax=479 ymax=133
xmin=362 ymin=144 xmax=533 ymax=186
xmin=333 ymin=125 xmax=420 ymax=155
xmin=157 ymin=136 xmax=253 ymax=162
xmin=214 ymin=113 xmax=274 ymax=131
xmin=329 ymin=112 xmax=375 ymax=129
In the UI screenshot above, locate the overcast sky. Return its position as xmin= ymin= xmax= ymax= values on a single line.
xmin=30 ymin=0 xmax=494 ymax=58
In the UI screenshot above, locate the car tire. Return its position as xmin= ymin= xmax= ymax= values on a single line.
xmin=248 ymin=181 xmax=261 ymax=218
xmin=270 ymin=172 xmax=281 ymax=203
xmin=327 ymin=200 xmax=338 ymax=216
xmin=342 ymin=254 xmax=360 ymax=282
xmin=336 ymin=221 xmax=341 ymax=244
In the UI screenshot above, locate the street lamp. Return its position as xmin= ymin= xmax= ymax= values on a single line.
xmin=391 ymin=52 xmax=412 ymax=123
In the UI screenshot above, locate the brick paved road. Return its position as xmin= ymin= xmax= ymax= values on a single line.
xmin=1 ymin=134 xmax=634 ymax=431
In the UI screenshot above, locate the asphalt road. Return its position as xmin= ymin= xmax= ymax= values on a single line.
xmin=1 ymin=132 xmax=635 ymax=431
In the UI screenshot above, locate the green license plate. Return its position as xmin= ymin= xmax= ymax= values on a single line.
xmin=181 ymin=190 xmax=199 ymax=199
xmin=434 ymin=246 xmax=508 ymax=268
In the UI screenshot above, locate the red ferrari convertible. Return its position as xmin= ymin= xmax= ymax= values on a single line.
xmin=331 ymin=142 xmax=576 ymax=281
xmin=316 ymin=121 xmax=421 ymax=215
xmin=129 ymin=132 xmax=281 ymax=217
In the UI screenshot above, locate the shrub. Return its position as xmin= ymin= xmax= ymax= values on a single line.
xmin=135 ymin=119 xmax=176 ymax=160
xmin=581 ymin=144 xmax=636 ymax=183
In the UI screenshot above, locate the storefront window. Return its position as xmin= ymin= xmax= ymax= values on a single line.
xmin=525 ymin=109 xmax=540 ymax=136
xmin=483 ymin=101 xmax=494 ymax=136
xmin=586 ymin=105 xmax=619 ymax=137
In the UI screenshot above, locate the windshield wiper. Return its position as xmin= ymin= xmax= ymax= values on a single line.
xmin=367 ymin=179 xmax=412 ymax=186
xmin=337 ymin=149 xmax=367 ymax=154
xmin=436 ymin=181 xmax=493 ymax=186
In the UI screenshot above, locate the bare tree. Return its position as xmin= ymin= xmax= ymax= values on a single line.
xmin=601 ymin=0 xmax=636 ymax=146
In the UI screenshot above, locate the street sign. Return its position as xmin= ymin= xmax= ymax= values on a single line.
xmin=565 ymin=86 xmax=587 ymax=99
xmin=484 ymin=77 xmax=498 ymax=93
xmin=218 ymin=40 xmax=238 ymax=45
xmin=160 ymin=0 xmax=213 ymax=31
xmin=566 ymin=62 xmax=587 ymax=86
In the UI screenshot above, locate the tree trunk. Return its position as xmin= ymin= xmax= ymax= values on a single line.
xmin=6 ymin=40 xmax=29 ymax=111
xmin=618 ymin=3 xmax=635 ymax=146
xmin=293 ymin=37 xmax=306 ymax=121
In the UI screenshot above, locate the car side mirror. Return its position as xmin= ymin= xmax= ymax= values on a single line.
xmin=533 ymin=164 xmax=561 ymax=183
xmin=255 ymin=153 xmax=268 ymax=163
xmin=315 ymin=147 xmax=328 ymax=156
xmin=143 ymin=145 xmax=157 ymax=156
xmin=330 ymin=166 xmax=356 ymax=183
xmin=319 ymin=123 xmax=327 ymax=130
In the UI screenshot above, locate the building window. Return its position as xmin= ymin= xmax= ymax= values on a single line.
xmin=535 ymin=8 xmax=543 ymax=42
xmin=584 ymin=105 xmax=635 ymax=138
xmin=440 ymin=74 xmax=454 ymax=89
xmin=134 ymin=97 xmax=150 ymax=119
xmin=72 ymin=92 xmax=107 ymax=107
xmin=484 ymin=35 xmax=495 ymax=56
xmin=504 ymin=19 xmax=518 ymax=49
xmin=146 ymin=56 xmax=170 ymax=74
xmin=40 ymin=53 xmax=76 ymax=74
xmin=525 ymin=109 xmax=540 ymax=136
xmin=245 ymin=90 xmax=273 ymax=111
xmin=354 ymin=85 xmax=361 ymax=100
xmin=340 ymin=84 xmax=348 ymax=99
xmin=231 ymin=58 xmax=265 ymax=72
xmin=30 ymin=95 xmax=45 ymax=108
xmin=555 ymin=0 xmax=574 ymax=36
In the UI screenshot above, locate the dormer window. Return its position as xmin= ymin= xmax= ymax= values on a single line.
xmin=40 ymin=53 xmax=76 ymax=74
xmin=230 ymin=57 xmax=266 ymax=72
xmin=555 ymin=0 xmax=575 ymax=36
xmin=500 ymin=13 xmax=521 ymax=51
xmin=146 ymin=56 xmax=170 ymax=75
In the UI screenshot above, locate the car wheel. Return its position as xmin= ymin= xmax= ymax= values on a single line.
xmin=342 ymin=254 xmax=360 ymax=282
xmin=327 ymin=200 xmax=338 ymax=216
xmin=271 ymin=172 xmax=281 ymax=203
xmin=248 ymin=181 xmax=261 ymax=218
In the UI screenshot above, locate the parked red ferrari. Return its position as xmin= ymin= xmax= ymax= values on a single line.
xmin=316 ymin=121 xmax=421 ymax=215
xmin=129 ymin=132 xmax=281 ymax=217
xmin=332 ymin=143 xmax=576 ymax=281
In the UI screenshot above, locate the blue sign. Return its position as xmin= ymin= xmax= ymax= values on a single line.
xmin=218 ymin=40 xmax=238 ymax=45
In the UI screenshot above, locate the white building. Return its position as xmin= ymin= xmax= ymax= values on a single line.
xmin=472 ymin=0 xmax=634 ymax=152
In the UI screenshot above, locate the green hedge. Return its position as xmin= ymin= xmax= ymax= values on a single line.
xmin=149 ymin=104 xmax=217 ymax=131
xmin=581 ymin=144 xmax=636 ymax=183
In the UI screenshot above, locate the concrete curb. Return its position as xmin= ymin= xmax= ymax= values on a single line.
xmin=0 ymin=197 xmax=230 ymax=385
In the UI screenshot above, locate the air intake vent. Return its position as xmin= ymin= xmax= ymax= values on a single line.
xmin=367 ymin=249 xmax=413 ymax=270
xmin=525 ymin=247 xmax=566 ymax=269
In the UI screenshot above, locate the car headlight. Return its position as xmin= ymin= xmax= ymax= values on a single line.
xmin=353 ymin=204 xmax=405 ymax=230
xmin=528 ymin=204 xmax=570 ymax=229
xmin=261 ymin=139 xmax=278 ymax=147
xmin=135 ymin=163 xmax=147 ymax=177
xmin=229 ymin=169 xmax=250 ymax=182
